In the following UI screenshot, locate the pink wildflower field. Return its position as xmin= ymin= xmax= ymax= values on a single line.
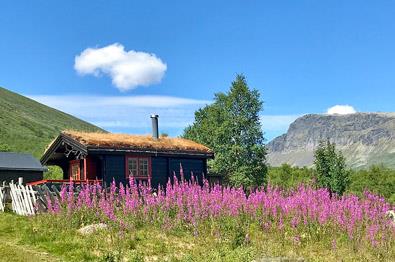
xmin=44 ymin=175 xmax=395 ymax=259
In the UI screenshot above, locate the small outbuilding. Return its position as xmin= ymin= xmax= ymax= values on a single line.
xmin=39 ymin=115 xmax=214 ymax=188
xmin=0 ymin=152 xmax=46 ymax=184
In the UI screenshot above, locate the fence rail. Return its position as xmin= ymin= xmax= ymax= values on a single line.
xmin=27 ymin=179 xmax=102 ymax=186
xmin=1 ymin=179 xmax=105 ymax=216
xmin=0 ymin=179 xmax=91 ymax=216
xmin=9 ymin=182 xmax=37 ymax=216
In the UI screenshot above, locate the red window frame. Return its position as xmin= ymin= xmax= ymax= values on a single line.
xmin=69 ymin=159 xmax=81 ymax=180
xmin=125 ymin=155 xmax=152 ymax=180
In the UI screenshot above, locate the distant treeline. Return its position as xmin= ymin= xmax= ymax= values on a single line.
xmin=268 ymin=164 xmax=395 ymax=203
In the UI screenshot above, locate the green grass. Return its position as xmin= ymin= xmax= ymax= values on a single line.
xmin=0 ymin=213 xmax=60 ymax=261
xmin=0 ymin=87 xmax=105 ymax=158
xmin=0 ymin=212 xmax=393 ymax=261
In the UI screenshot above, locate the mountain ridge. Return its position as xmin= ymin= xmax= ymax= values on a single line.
xmin=267 ymin=112 xmax=395 ymax=168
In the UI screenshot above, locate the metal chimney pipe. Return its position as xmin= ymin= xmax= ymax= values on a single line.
xmin=150 ymin=114 xmax=159 ymax=139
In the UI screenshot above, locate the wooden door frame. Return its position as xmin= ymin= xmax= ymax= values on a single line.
xmin=69 ymin=159 xmax=81 ymax=180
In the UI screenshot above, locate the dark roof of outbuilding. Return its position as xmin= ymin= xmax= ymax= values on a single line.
xmin=0 ymin=152 xmax=46 ymax=171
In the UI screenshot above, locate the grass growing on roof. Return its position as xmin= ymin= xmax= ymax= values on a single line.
xmin=62 ymin=130 xmax=213 ymax=153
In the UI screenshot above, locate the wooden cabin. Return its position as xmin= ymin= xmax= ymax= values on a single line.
xmin=39 ymin=116 xmax=213 ymax=187
xmin=0 ymin=152 xmax=46 ymax=184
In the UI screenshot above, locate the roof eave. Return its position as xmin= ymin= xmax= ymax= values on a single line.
xmin=40 ymin=133 xmax=88 ymax=164
xmin=87 ymin=146 xmax=214 ymax=158
xmin=0 ymin=167 xmax=47 ymax=172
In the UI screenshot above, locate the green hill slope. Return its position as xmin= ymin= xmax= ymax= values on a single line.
xmin=0 ymin=87 xmax=105 ymax=158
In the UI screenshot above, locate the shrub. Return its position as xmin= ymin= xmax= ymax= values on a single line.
xmin=314 ymin=140 xmax=350 ymax=195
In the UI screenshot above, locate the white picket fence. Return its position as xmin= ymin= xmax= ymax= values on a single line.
xmin=9 ymin=182 xmax=37 ymax=216
xmin=0 ymin=182 xmax=6 ymax=212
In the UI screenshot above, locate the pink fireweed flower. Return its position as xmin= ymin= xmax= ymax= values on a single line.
xmin=332 ymin=239 xmax=337 ymax=250
xmin=47 ymin=175 xmax=394 ymax=247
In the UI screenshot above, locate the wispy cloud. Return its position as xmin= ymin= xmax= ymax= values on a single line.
xmin=28 ymin=95 xmax=209 ymax=135
xmin=74 ymin=43 xmax=167 ymax=91
xmin=29 ymin=94 xmax=300 ymax=139
xmin=29 ymin=95 xmax=210 ymax=108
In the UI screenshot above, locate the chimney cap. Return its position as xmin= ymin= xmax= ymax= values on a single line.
xmin=150 ymin=114 xmax=159 ymax=118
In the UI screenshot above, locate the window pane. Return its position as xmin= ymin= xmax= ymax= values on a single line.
xmin=128 ymin=158 xmax=138 ymax=176
xmin=139 ymin=159 xmax=149 ymax=177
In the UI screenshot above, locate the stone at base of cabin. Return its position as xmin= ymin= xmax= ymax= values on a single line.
xmin=77 ymin=223 xmax=108 ymax=235
xmin=387 ymin=210 xmax=395 ymax=224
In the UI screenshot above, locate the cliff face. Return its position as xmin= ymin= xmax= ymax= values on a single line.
xmin=266 ymin=113 xmax=395 ymax=168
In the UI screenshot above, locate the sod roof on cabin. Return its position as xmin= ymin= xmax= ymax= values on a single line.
xmin=62 ymin=131 xmax=213 ymax=154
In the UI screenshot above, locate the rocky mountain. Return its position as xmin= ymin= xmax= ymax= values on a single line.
xmin=266 ymin=113 xmax=395 ymax=169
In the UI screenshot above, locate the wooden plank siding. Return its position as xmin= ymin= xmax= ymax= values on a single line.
xmin=169 ymin=158 xmax=205 ymax=186
xmin=151 ymin=157 xmax=168 ymax=188
xmin=103 ymin=155 xmax=126 ymax=185
xmin=86 ymin=156 xmax=99 ymax=180
xmin=0 ymin=170 xmax=43 ymax=184
xmin=63 ymin=154 xmax=208 ymax=188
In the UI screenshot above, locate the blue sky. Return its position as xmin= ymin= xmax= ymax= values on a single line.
xmin=1 ymin=1 xmax=395 ymax=141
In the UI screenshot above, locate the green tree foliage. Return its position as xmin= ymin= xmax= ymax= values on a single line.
xmin=0 ymin=142 xmax=11 ymax=152
xmin=268 ymin=164 xmax=315 ymax=189
xmin=43 ymin=166 xmax=64 ymax=180
xmin=183 ymin=75 xmax=267 ymax=187
xmin=348 ymin=165 xmax=395 ymax=203
xmin=314 ymin=140 xmax=350 ymax=195
xmin=268 ymin=164 xmax=395 ymax=203
xmin=160 ymin=132 xmax=169 ymax=138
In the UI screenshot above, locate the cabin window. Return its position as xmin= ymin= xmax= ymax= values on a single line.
xmin=126 ymin=156 xmax=151 ymax=178
xmin=128 ymin=158 xmax=138 ymax=176
xmin=139 ymin=158 xmax=149 ymax=177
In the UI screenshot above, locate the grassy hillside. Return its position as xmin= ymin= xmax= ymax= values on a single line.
xmin=0 ymin=87 xmax=105 ymax=158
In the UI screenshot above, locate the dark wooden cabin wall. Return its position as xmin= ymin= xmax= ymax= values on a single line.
xmin=86 ymin=156 xmax=101 ymax=180
xmin=0 ymin=170 xmax=43 ymax=184
xmin=169 ymin=158 xmax=205 ymax=185
xmin=103 ymin=155 xmax=126 ymax=185
xmin=57 ymin=162 xmax=69 ymax=180
xmin=151 ymin=157 xmax=168 ymax=188
xmin=90 ymin=153 xmax=208 ymax=187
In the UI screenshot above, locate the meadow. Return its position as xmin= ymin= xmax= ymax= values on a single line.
xmin=268 ymin=164 xmax=395 ymax=204
xmin=1 ymin=174 xmax=393 ymax=261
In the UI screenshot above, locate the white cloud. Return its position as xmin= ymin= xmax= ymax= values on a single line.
xmin=28 ymin=95 xmax=209 ymax=135
xmin=326 ymin=105 xmax=357 ymax=115
xmin=74 ymin=43 xmax=167 ymax=91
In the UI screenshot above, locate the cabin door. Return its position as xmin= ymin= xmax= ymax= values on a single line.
xmin=69 ymin=160 xmax=81 ymax=180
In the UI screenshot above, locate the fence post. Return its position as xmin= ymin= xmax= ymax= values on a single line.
xmin=0 ymin=181 xmax=5 ymax=212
